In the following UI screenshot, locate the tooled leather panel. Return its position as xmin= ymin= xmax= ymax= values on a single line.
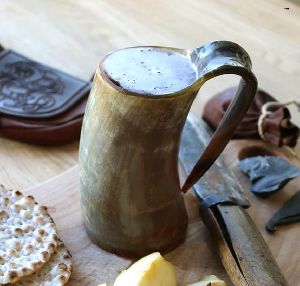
xmin=0 ymin=50 xmax=90 ymax=119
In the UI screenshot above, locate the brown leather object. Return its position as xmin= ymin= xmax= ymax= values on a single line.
xmin=0 ymin=48 xmax=90 ymax=145
xmin=0 ymin=97 xmax=86 ymax=145
xmin=203 ymin=87 xmax=299 ymax=147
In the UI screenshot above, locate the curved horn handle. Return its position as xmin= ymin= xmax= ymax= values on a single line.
xmin=182 ymin=41 xmax=257 ymax=192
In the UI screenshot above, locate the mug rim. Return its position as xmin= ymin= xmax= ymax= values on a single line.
xmin=98 ymin=45 xmax=202 ymax=99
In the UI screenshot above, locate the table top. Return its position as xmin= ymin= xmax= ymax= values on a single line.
xmin=0 ymin=0 xmax=299 ymax=188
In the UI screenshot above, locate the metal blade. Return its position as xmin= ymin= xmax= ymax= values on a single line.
xmin=179 ymin=113 xmax=249 ymax=208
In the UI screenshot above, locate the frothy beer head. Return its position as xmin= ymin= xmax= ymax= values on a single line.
xmin=102 ymin=47 xmax=198 ymax=95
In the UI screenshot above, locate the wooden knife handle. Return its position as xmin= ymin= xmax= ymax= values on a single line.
xmin=201 ymin=204 xmax=288 ymax=286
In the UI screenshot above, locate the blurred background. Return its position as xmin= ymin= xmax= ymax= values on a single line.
xmin=0 ymin=0 xmax=299 ymax=189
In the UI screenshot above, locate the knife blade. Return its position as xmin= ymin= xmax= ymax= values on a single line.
xmin=179 ymin=113 xmax=288 ymax=286
xmin=180 ymin=113 xmax=250 ymax=209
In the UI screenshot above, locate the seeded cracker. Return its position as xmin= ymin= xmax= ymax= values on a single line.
xmin=0 ymin=185 xmax=59 ymax=284
xmin=14 ymin=242 xmax=72 ymax=286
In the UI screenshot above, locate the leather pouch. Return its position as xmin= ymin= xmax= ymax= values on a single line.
xmin=0 ymin=45 xmax=90 ymax=145
xmin=203 ymin=87 xmax=299 ymax=147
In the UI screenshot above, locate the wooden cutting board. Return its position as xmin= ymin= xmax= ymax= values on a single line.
xmin=24 ymin=139 xmax=300 ymax=286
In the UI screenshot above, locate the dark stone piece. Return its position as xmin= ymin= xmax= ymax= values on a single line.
xmin=239 ymin=156 xmax=300 ymax=197
xmin=266 ymin=191 xmax=300 ymax=232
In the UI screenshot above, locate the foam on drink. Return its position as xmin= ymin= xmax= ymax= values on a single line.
xmin=102 ymin=47 xmax=198 ymax=95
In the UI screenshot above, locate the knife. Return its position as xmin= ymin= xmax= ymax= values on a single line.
xmin=179 ymin=113 xmax=288 ymax=286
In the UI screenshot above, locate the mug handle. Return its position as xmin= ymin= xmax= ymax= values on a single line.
xmin=182 ymin=41 xmax=258 ymax=192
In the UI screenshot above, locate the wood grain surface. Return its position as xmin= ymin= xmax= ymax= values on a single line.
xmin=24 ymin=138 xmax=300 ymax=285
xmin=0 ymin=2 xmax=300 ymax=284
xmin=0 ymin=0 xmax=299 ymax=189
xmin=24 ymin=165 xmax=232 ymax=286
xmin=223 ymin=140 xmax=300 ymax=286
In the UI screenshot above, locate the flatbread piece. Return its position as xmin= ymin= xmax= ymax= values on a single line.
xmin=14 ymin=242 xmax=72 ymax=286
xmin=0 ymin=185 xmax=59 ymax=284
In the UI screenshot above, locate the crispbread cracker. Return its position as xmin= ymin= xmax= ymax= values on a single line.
xmin=14 ymin=242 xmax=72 ymax=286
xmin=0 ymin=185 xmax=59 ymax=284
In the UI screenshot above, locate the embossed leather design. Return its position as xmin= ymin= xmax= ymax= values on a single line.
xmin=0 ymin=49 xmax=90 ymax=118
xmin=0 ymin=48 xmax=91 ymax=145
